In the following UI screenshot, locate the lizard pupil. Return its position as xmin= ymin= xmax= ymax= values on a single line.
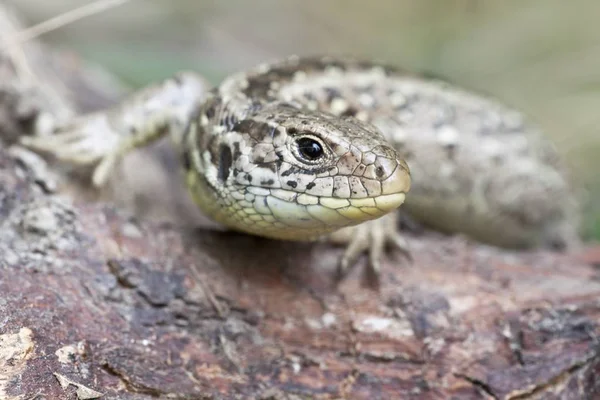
xmin=296 ymin=138 xmax=324 ymax=160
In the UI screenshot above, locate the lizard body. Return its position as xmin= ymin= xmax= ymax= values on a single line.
xmin=21 ymin=55 xmax=580 ymax=277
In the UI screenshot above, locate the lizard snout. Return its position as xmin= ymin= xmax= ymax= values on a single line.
xmin=374 ymin=155 xmax=411 ymax=212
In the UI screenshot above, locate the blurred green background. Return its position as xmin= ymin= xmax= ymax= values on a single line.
xmin=10 ymin=0 xmax=600 ymax=241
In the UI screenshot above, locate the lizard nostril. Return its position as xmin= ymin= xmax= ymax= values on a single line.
xmin=372 ymin=156 xmax=397 ymax=181
xmin=381 ymin=158 xmax=411 ymax=195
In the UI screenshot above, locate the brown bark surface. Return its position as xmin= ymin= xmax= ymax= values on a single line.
xmin=1 ymin=4 xmax=600 ymax=400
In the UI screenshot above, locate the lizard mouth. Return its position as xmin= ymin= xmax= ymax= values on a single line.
xmin=195 ymin=153 xmax=411 ymax=241
xmin=224 ymin=189 xmax=407 ymax=241
xmin=302 ymin=192 xmax=407 ymax=225
xmin=216 ymin=154 xmax=411 ymax=241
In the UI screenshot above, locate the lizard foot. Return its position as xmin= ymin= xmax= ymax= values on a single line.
xmin=20 ymin=114 xmax=128 ymax=187
xmin=20 ymin=72 xmax=210 ymax=188
xmin=327 ymin=212 xmax=412 ymax=285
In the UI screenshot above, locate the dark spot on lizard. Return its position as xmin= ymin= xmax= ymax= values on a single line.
xmin=271 ymin=128 xmax=281 ymax=140
xmin=220 ymin=113 xmax=239 ymax=131
xmin=241 ymin=56 xmax=406 ymax=100
xmin=182 ymin=149 xmax=191 ymax=171
xmin=204 ymin=102 xmax=216 ymax=119
xmin=287 ymin=127 xmax=298 ymax=135
xmin=340 ymin=107 xmax=359 ymax=118
xmin=303 ymin=92 xmax=317 ymax=103
xmin=217 ymin=145 xmax=232 ymax=182
xmin=261 ymin=179 xmax=275 ymax=186
xmin=286 ymin=180 xmax=298 ymax=188
xmin=324 ymin=87 xmax=341 ymax=103
xmin=232 ymin=142 xmax=241 ymax=159
xmin=232 ymin=119 xmax=253 ymax=133
xmin=245 ymin=173 xmax=253 ymax=183
xmin=306 ymin=182 xmax=316 ymax=190
xmin=233 ymin=119 xmax=276 ymax=141
xmin=261 ymin=162 xmax=277 ymax=173
xmin=376 ymin=166 xmax=385 ymax=178
xmin=281 ymin=168 xmax=294 ymax=177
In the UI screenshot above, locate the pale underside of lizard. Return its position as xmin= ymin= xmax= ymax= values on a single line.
xmin=21 ymin=55 xmax=581 ymax=279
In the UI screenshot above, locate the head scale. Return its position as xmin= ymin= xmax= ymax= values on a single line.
xmin=194 ymin=102 xmax=411 ymax=241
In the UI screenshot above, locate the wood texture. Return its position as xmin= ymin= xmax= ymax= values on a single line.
xmin=1 ymin=4 xmax=599 ymax=399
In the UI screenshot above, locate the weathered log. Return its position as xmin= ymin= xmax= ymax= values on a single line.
xmin=1 ymin=4 xmax=599 ymax=399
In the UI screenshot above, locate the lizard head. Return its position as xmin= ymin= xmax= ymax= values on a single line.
xmin=192 ymin=103 xmax=411 ymax=241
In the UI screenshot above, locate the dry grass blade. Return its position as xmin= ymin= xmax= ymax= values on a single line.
xmin=1 ymin=0 xmax=132 ymax=49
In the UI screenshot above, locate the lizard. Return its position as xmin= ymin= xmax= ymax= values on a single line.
xmin=20 ymin=55 xmax=581 ymax=279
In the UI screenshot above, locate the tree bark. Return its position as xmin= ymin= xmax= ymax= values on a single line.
xmin=1 ymin=4 xmax=599 ymax=399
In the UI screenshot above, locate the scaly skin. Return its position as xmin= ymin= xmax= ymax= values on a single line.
xmin=21 ymin=55 xmax=581 ymax=280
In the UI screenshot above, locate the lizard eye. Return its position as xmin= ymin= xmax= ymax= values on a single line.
xmin=296 ymin=137 xmax=324 ymax=161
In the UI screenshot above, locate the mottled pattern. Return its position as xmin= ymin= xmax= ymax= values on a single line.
xmin=180 ymin=56 xmax=578 ymax=248
xmin=185 ymin=96 xmax=410 ymax=240
xmin=22 ymin=55 xmax=580 ymax=250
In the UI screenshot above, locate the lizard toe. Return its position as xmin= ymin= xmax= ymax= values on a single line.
xmin=329 ymin=212 xmax=412 ymax=286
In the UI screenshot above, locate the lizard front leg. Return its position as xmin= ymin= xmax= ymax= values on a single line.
xmin=21 ymin=71 xmax=210 ymax=186
xmin=328 ymin=211 xmax=412 ymax=282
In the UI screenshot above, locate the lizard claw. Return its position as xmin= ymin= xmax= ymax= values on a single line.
xmin=328 ymin=212 xmax=412 ymax=284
